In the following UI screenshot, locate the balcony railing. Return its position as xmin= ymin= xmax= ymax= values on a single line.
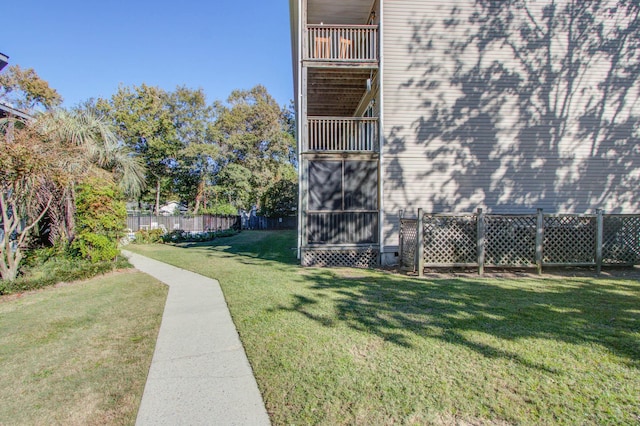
xmin=306 ymin=117 xmax=378 ymax=152
xmin=306 ymin=25 xmax=378 ymax=62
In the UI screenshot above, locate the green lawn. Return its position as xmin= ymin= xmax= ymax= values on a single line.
xmin=0 ymin=271 xmax=167 ymax=425
xmin=128 ymin=231 xmax=640 ymax=425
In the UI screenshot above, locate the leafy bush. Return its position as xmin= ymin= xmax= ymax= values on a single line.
xmin=73 ymin=233 xmax=119 ymax=262
xmin=71 ymin=177 xmax=127 ymax=262
xmin=0 ymin=254 xmax=130 ymax=295
xmin=259 ymin=178 xmax=298 ymax=218
xmin=200 ymin=203 xmax=238 ymax=216
xmin=132 ymin=229 xmax=165 ymax=244
xmin=161 ymin=228 xmax=239 ymax=244
xmin=21 ymin=244 xmax=66 ymax=268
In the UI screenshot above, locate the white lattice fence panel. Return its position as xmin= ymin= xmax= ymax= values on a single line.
xmin=603 ymin=216 xmax=640 ymax=265
xmin=543 ymin=216 xmax=596 ymax=263
xmin=400 ymin=219 xmax=417 ymax=269
xmin=423 ymin=215 xmax=477 ymax=264
xmin=485 ymin=216 xmax=536 ymax=266
xmin=302 ymin=249 xmax=379 ymax=268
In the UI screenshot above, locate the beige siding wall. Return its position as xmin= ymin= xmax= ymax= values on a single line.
xmin=382 ymin=0 xmax=640 ymax=250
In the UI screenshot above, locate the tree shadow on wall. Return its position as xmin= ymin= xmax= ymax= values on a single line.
xmin=393 ymin=0 xmax=640 ymax=215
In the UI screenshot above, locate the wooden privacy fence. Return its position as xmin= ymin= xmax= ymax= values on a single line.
xmin=243 ymin=216 xmax=297 ymax=230
xmin=127 ymin=214 xmax=240 ymax=233
xmin=400 ymin=209 xmax=640 ymax=275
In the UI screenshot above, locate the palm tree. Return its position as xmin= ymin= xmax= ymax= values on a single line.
xmin=0 ymin=108 xmax=145 ymax=281
xmin=39 ymin=109 xmax=146 ymax=244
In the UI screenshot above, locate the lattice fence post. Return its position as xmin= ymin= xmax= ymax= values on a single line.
xmin=477 ymin=208 xmax=485 ymax=275
xmin=398 ymin=210 xmax=404 ymax=268
xmin=535 ymin=208 xmax=544 ymax=275
xmin=596 ymin=209 xmax=603 ymax=274
xmin=417 ymin=208 xmax=424 ymax=277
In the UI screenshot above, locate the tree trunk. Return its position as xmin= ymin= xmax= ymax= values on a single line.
xmin=0 ymin=193 xmax=53 ymax=282
xmin=193 ymin=178 xmax=206 ymax=215
xmin=64 ymin=184 xmax=76 ymax=244
xmin=155 ymin=179 xmax=161 ymax=217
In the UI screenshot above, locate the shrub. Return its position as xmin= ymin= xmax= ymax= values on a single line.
xmin=132 ymin=229 xmax=165 ymax=244
xmin=259 ymin=179 xmax=298 ymax=218
xmin=73 ymin=233 xmax=119 ymax=262
xmin=21 ymin=245 xmax=66 ymax=268
xmin=200 ymin=203 xmax=238 ymax=216
xmin=0 ymin=254 xmax=130 ymax=295
xmin=161 ymin=228 xmax=239 ymax=244
xmin=71 ymin=177 xmax=127 ymax=263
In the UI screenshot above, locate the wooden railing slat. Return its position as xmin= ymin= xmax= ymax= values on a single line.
xmin=305 ymin=117 xmax=378 ymax=152
xmin=306 ymin=25 xmax=378 ymax=61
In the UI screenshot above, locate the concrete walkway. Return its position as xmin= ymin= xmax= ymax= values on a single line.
xmin=123 ymin=250 xmax=270 ymax=426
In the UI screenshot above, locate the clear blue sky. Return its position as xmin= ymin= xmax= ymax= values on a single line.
xmin=1 ymin=1 xmax=293 ymax=108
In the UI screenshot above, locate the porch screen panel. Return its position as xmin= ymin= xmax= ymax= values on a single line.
xmin=309 ymin=161 xmax=342 ymax=210
xmin=307 ymin=212 xmax=378 ymax=244
xmin=344 ymin=161 xmax=377 ymax=210
xmin=306 ymin=159 xmax=379 ymax=245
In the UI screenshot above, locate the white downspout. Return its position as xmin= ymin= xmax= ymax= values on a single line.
xmin=296 ymin=0 xmax=303 ymax=259
xmin=378 ymin=0 xmax=385 ymax=265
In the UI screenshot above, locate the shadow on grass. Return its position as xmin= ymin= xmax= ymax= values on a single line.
xmin=282 ymin=269 xmax=640 ymax=371
xmin=179 ymin=230 xmax=299 ymax=266
xmin=175 ymin=230 xmax=639 ymax=371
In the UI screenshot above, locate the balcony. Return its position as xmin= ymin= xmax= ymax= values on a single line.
xmin=305 ymin=117 xmax=378 ymax=152
xmin=305 ymin=25 xmax=378 ymax=64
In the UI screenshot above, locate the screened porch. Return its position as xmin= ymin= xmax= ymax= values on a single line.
xmin=303 ymin=158 xmax=378 ymax=246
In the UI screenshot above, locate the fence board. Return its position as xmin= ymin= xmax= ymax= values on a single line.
xmin=127 ymin=215 xmax=240 ymax=233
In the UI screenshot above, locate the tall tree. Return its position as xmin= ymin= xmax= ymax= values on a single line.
xmin=214 ymin=85 xmax=296 ymax=210
xmin=167 ymin=87 xmax=219 ymax=214
xmin=259 ymin=165 xmax=298 ymax=217
xmin=0 ymin=65 xmax=62 ymax=111
xmin=0 ymin=121 xmax=66 ymax=280
xmin=103 ymin=84 xmax=180 ymax=213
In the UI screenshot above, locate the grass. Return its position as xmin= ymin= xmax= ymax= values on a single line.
xmin=0 ymin=271 xmax=168 ymax=425
xmin=128 ymin=230 xmax=640 ymax=425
